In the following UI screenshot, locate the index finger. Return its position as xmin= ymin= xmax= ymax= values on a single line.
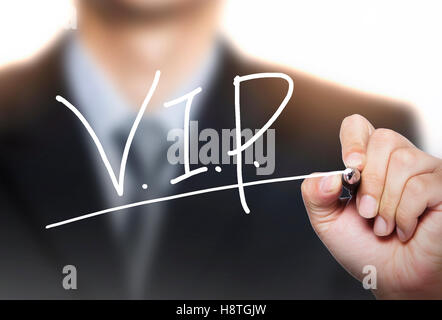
xmin=339 ymin=114 xmax=375 ymax=171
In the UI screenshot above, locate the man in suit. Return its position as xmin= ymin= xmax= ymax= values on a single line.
xmin=0 ymin=0 xmax=440 ymax=299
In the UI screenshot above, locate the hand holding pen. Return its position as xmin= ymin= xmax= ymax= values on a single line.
xmin=301 ymin=114 xmax=442 ymax=299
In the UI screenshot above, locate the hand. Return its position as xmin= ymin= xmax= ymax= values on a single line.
xmin=301 ymin=114 xmax=442 ymax=299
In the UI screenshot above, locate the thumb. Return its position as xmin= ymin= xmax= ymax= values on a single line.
xmin=301 ymin=173 xmax=344 ymax=231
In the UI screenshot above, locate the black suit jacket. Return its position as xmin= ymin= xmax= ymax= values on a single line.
xmin=0 ymin=37 xmax=419 ymax=299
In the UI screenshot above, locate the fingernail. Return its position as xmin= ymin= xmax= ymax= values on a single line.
xmin=320 ymin=174 xmax=340 ymax=193
xmin=345 ymin=152 xmax=364 ymax=169
xmin=396 ymin=227 xmax=407 ymax=242
xmin=359 ymin=195 xmax=377 ymax=218
xmin=374 ymin=215 xmax=388 ymax=236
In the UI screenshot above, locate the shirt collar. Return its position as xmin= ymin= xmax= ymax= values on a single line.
xmin=64 ymin=35 xmax=220 ymax=144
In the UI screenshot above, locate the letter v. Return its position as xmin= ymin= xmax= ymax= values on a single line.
xmin=55 ymin=70 xmax=161 ymax=196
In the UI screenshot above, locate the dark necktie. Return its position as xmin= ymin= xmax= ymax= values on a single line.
xmin=112 ymin=118 xmax=169 ymax=298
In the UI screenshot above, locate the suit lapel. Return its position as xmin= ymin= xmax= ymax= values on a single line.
xmin=0 ymin=40 xmax=125 ymax=297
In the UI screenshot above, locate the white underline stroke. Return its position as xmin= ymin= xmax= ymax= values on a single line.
xmin=45 ymin=170 xmax=344 ymax=229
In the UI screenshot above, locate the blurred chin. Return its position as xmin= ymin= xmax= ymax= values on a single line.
xmin=81 ymin=0 xmax=211 ymax=20
xmin=114 ymin=0 xmax=201 ymax=12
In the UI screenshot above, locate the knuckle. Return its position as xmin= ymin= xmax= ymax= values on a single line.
xmin=405 ymin=176 xmax=426 ymax=196
xmin=390 ymin=148 xmax=418 ymax=169
xmin=371 ymin=128 xmax=397 ymax=144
